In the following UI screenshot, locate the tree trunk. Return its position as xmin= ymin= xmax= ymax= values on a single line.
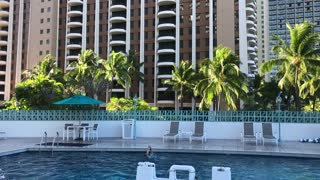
xmin=313 ymin=97 xmax=316 ymax=112
xmin=294 ymin=69 xmax=301 ymax=111
xmin=217 ymin=95 xmax=221 ymax=111
xmin=180 ymin=87 xmax=183 ymax=110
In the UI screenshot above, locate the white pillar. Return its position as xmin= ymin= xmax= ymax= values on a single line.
xmin=94 ymin=0 xmax=100 ymax=55
xmin=15 ymin=0 xmax=24 ymax=84
xmin=139 ymin=1 xmax=145 ymax=100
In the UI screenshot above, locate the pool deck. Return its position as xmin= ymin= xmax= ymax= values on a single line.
xmin=1 ymin=137 xmax=320 ymax=158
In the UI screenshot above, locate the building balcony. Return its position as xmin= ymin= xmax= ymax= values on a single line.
xmin=158 ymin=23 xmax=175 ymax=30
xmin=158 ymin=0 xmax=176 ymax=6
xmin=68 ymin=0 xmax=83 ymax=6
xmin=157 ymin=61 xmax=175 ymax=66
xmin=246 ymin=7 xmax=256 ymax=15
xmin=66 ymin=55 xmax=78 ymax=60
xmin=247 ymin=46 xmax=256 ymax=52
xmin=67 ymin=10 xmax=83 ymax=17
xmin=247 ymin=73 xmax=255 ymax=78
xmin=246 ymin=20 xmax=256 ymax=27
xmin=248 ymin=60 xmax=255 ymax=65
xmin=66 ymin=32 xmax=82 ymax=38
xmin=110 ymin=40 xmax=126 ymax=46
xmin=157 ymin=49 xmax=175 ymax=54
xmin=0 ymin=70 xmax=5 ymax=75
xmin=0 ymin=80 xmax=5 ymax=85
xmin=110 ymin=88 xmax=125 ymax=92
xmin=67 ymin=43 xmax=81 ymax=49
xmin=157 ymin=74 xmax=173 ymax=79
xmin=0 ymin=20 xmax=8 ymax=26
xmin=0 ymin=10 xmax=9 ymax=17
xmin=248 ymin=27 xmax=256 ymax=33
xmin=158 ymin=10 xmax=176 ymax=18
xmin=110 ymin=16 xmax=126 ymax=23
xmin=0 ymin=60 xmax=6 ymax=65
xmin=67 ymin=21 xmax=82 ymax=27
xmin=247 ymin=34 xmax=257 ymax=39
xmin=249 ymin=51 xmax=257 ymax=57
xmin=0 ymin=1 xmax=10 ymax=8
xmin=0 ymin=40 xmax=7 ymax=46
xmin=0 ymin=50 xmax=6 ymax=55
xmin=248 ymin=39 xmax=256 ymax=45
xmin=110 ymin=28 xmax=126 ymax=34
xmin=157 ymin=36 xmax=175 ymax=42
xmin=110 ymin=4 xmax=126 ymax=12
xmin=0 ymin=30 xmax=7 ymax=36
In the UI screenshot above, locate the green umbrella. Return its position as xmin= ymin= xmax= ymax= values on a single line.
xmin=53 ymin=95 xmax=105 ymax=105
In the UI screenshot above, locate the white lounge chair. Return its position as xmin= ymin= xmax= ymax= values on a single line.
xmin=241 ymin=122 xmax=258 ymax=145
xmin=189 ymin=122 xmax=207 ymax=144
xmin=262 ymin=123 xmax=278 ymax=146
xmin=163 ymin=122 xmax=180 ymax=143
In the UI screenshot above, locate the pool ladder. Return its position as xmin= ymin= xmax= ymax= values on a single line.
xmin=39 ymin=132 xmax=60 ymax=152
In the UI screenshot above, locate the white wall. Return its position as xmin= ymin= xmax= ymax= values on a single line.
xmin=0 ymin=121 xmax=320 ymax=141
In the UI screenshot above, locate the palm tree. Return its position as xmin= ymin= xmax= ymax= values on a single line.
xmin=24 ymin=54 xmax=63 ymax=82
xmin=66 ymin=49 xmax=101 ymax=97
xmin=164 ymin=60 xmax=195 ymax=110
xmin=100 ymin=51 xmax=131 ymax=100
xmin=195 ymin=46 xmax=247 ymax=110
xmin=300 ymin=68 xmax=320 ymax=111
xmin=259 ymin=22 xmax=320 ymax=110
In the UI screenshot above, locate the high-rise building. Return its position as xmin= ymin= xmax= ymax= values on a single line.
xmin=2 ymin=0 xmax=262 ymax=110
xmin=269 ymin=0 xmax=320 ymax=65
xmin=0 ymin=0 xmax=58 ymax=103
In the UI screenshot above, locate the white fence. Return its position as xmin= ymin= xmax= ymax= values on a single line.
xmin=1 ymin=121 xmax=320 ymax=141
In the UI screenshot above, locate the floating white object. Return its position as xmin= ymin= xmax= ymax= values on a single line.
xmin=136 ymin=162 xmax=195 ymax=180
xmin=212 ymin=167 xmax=231 ymax=180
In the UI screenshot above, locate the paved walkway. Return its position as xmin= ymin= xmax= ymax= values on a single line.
xmin=1 ymin=137 xmax=320 ymax=158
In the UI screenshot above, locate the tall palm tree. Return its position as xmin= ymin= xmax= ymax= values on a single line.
xmin=100 ymin=51 xmax=131 ymax=100
xmin=66 ymin=49 xmax=100 ymax=97
xmin=195 ymin=46 xmax=247 ymax=110
xmin=164 ymin=60 xmax=195 ymax=110
xmin=259 ymin=22 xmax=320 ymax=110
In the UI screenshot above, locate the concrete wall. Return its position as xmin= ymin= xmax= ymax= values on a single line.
xmin=1 ymin=121 xmax=320 ymax=141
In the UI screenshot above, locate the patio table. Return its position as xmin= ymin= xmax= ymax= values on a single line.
xmin=67 ymin=125 xmax=91 ymax=141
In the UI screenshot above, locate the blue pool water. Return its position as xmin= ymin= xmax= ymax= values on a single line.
xmin=0 ymin=152 xmax=319 ymax=179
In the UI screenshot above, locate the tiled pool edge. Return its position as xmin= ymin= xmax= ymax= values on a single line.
xmin=0 ymin=147 xmax=311 ymax=159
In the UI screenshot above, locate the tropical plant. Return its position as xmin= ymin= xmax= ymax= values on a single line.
xmin=300 ymin=68 xmax=320 ymax=111
xmin=127 ymin=49 xmax=144 ymax=85
xmin=100 ymin=51 xmax=131 ymax=100
xmin=23 ymin=54 xmax=64 ymax=83
xmin=259 ymin=22 xmax=320 ymax=110
xmin=195 ymin=46 xmax=247 ymax=110
xmin=106 ymin=97 xmax=157 ymax=111
xmin=5 ymin=75 xmax=64 ymax=110
xmin=66 ymin=49 xmax=107 ymax=98
xmin=164 ymin=60 xmax=195 ymax=110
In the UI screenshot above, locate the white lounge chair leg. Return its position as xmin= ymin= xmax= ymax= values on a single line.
xmin=63 ymin=131 xmax=65 ymax=141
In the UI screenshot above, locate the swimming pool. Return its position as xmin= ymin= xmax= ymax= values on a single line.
xmin=0 ymin=152 xmax=319 ymax=179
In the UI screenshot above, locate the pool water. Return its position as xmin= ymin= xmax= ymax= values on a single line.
xmin=0 ymin=152 xmax=319 ymax=179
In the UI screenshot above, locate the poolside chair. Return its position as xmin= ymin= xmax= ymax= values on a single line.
xmin=163 ymin=122 xmax=180 ymax=143
xmin=88 ymin=124 xmax=99 ymax=140
xmin=189 ymin=122 xmax=207 ymax=144
xmin=262 ymin=123 xmax=278 ymax=146
xmin=241 ymin=122 xmax=258 ymax=145
xmin=62 ymin=123 xmax=74 ymax=141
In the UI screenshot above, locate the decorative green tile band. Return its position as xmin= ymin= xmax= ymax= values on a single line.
xmin=0 ymin=110 xmax=319 ymax=123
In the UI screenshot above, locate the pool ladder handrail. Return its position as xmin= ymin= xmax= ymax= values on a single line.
xmin=39 ymin=131 xmax=47 ymax=150
xmin=52 ymin=132 xmax=59 ymax=148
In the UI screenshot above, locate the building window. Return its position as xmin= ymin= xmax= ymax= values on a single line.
xmin=196 ymin=39 xmax=200 ymax=47
xmin=46 ymin=39 xmax=50 ymax=44
xmin=47 ymin=29 xmax=50 ymax=33
xmin=47 ymin=7 xmax=51 ymax=12
xmin=41 ymin=8 xmax=44 ymax=13
xmin=47 ymin=18 xmax=50 ymax=23
xmin=40 ymin=19 xmax=44 ymax=23
xmin=145 ymin=32 xmax=148 ymax=39
xmin=39 ymin=51 xmax=43 ymax=55
xmin=40 ymin=29 xmax=43 ymax=34
xmin=46 ymin=50 xmax=49 ymax=54
xmin=40 ymin=40 xmax=43 ymax=45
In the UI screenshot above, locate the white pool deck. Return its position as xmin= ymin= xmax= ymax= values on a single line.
xmin=1 ymin=137 xmax=320 ymax=158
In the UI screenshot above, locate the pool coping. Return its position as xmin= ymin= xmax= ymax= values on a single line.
xmin=0 ymin=147 xmax=317 ymax=159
